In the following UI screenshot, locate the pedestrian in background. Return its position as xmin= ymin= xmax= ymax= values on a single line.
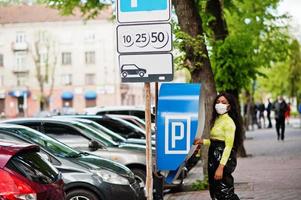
xmin=285 ymin=102 xmax=291 ymax=125
xmin=250 ymin=101 xmax=259 ymax=130
xmin=258 ymin=101 xmax=265 ymax=128
xmin=194 ymin=92 xmax=241 ymax=200
xmin=274 ymin=96 xmax=288 ymax=141
xmin=266 ymin=98 xmax=273 ymax=128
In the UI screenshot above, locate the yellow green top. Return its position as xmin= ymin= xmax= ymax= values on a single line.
xmin=203 ymin=113 xmax=236 ymax=165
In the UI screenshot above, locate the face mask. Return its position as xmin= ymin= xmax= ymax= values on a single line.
xmin=215 ymin=103 xmax=228 ymax=115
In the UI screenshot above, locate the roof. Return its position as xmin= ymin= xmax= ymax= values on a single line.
xmin=0 ymin=139 xmax=39 ymax=168
xmin=84 ymin=106 xmax=146 ymax=115
xmin=0 ymin=5 xmax=112 ymax=24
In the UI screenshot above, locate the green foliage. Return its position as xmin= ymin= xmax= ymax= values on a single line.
xmin=204 ymin=0 xmax=291 ymax=93
xmin=41 ymin=0 xmax=108 ymax=19
xmin=173 ymin=22 xmax=208 ymax=76
xmin=192 ymin=175 xmax=209 ymax=191
xmin=257 ymin=39 xmax=301 ymax=101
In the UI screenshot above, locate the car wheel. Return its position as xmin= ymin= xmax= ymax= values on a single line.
xmin=67 ymin=189 xmax=99 ymax=200
xmin=122 ymin=71 xmax=128 ymax=78
xmin=131 ymin=168 xmax=146 ymax=187
xmin=139 ymin=71 xmax=145 ymax=77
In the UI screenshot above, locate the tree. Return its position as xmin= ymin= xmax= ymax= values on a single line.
xmin=172 ymin=0 xmax=218 ymax=177
xmin=257 ymin=39 xmax=301 ymax=108
xmin=42 ymin=0 xmax=108 ymax=19
xmin=31 ymin=31 xmax=57 ymax=111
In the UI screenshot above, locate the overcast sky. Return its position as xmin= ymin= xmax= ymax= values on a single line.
xmin=278 ymin=0 xmax=301 ymax=40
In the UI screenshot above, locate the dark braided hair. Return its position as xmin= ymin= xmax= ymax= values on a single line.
xmin=210 ymin=92 xmax=242 ymax=150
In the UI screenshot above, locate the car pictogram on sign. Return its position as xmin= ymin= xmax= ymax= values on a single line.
xmin=121 ymin=64 xmax=147 ymax=78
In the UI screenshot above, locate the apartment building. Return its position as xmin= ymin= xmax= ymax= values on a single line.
xmin=0 ymin=5 xmax=145 ymax=117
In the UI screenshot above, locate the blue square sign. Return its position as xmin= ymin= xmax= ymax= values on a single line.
xmin=117 ymin=0 xmax=170 ymax=23
xmin=120 ymin=0 xmax=167 ymax=12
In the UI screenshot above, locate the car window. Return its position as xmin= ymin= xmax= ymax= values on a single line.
xmin=96 ymin=118 xmax=133 ymax=135
xmin=14 ymin=128 xmax=80 ymax=158
xmin=10 ymin=122 xmax=42 ymax=132
xmin=42 ymin=123 xmax=92 ymax=150
xmin=72 ymin=122 xmax=116 ymax=146
xmin=0 ymin=132 xmax=24 ymax=142
xmin=101 ymin=110 xmax=130 ymax=115
xmin=123 ymin=65 xmax=138 ymax=70
xmin=6 ymin=151 xmax=59 ymax=184
xmin=38 ymin=151 xmax=61 ymax=166
xmin=78 ymin=120 xmax=125 ymax=143
xmin=97 ymin=118 xmax=145 ymax=139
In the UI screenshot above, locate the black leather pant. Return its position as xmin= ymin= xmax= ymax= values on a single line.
xmin=208 ymin=140 xmax=240 ymax=200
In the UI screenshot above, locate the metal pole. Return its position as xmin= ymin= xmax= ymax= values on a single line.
xmin=145 ymin=82 xmax=153 ymax=200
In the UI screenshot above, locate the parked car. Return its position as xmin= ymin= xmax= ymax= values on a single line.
xmin=54 ymin=117 xmax=155 ymax=147
xmin=0 ymin=139 xmax=65 ymax=200
xmin=84 ymin=106 xmax=155 ymax=123
xmin=0 ymin=124 xmax=143 ymax=200
xmin=2 ymin=118 xmax=150 ymax=186
xmin=55 ymin=115 xmax=151 ymax=140
xmin=106 ymin=114 xmax=147 ymax=130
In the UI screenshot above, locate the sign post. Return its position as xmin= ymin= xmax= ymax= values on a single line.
xmin=116 ymin=1 xmax=172 ymax=199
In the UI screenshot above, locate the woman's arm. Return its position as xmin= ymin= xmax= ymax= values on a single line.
xmin=220 ymin=120 xmax=236 ymax=166
xmin=193 ymin=138 xmax=211 ymax=146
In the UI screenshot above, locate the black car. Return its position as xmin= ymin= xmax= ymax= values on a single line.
xmin=121 ymin=64 xmax=147 ymax=78
xmin=0 ymin=124 xmax=143 ymax=200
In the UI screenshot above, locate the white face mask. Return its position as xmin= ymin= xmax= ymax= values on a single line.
xmin=215 ymin=103 xmax=228 ymax=115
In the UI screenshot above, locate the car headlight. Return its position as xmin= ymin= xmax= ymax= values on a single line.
xmin=92 ymin=169 xmax=130 ymax=185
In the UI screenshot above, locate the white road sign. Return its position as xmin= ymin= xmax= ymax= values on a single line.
xmin=117 ymin=23 xmax=172 ymax=53
xmin=119 ymin=53 xmax=173 ymax=82
xmin=117 ymin=0 xmax=171 ymax=23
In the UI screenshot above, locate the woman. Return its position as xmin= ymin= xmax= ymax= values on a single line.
xmin=194 ymin=92 xmax=241 ymax=200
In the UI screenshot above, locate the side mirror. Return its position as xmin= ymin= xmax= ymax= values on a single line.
xmin=88 ymin=140 xmax=100 ymax=151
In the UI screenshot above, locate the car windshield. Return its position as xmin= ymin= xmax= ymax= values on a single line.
xmin=15 ymin=127 xmax=80 ymax=158
xmin=77 ymin=120 xmax=126 ymax=143
xmin=71 ymin=122 xmax=118 ymax=146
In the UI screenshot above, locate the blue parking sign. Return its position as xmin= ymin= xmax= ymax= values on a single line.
xmin=120 ymin=0 xmax=168 ymax=12
xmin=156 ymin=83 xmax=203 ymax=183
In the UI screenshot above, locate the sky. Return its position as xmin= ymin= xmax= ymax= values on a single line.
xmin=278 ymin=0 xmax=301 ymax=40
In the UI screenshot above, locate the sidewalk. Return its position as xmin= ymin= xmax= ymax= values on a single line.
xmin=165 ymin=122 xmax=301 ymax=200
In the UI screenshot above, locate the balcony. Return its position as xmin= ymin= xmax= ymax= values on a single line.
xmin=11 ymin=42 xmax=29 ymax=51
xmin=12 ymin=66 xmax=29 ymax=73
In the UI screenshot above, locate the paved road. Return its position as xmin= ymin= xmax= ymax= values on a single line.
xmin=165 ymin=121 xmax=301 ymax=200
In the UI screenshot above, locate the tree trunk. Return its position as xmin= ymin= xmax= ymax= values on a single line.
xmin=173 ymin=0 xmax=217 ymax=176
xmin=206 ymin=0 xmax=228 ymax=41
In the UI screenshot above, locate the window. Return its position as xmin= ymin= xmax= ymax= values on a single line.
xmin=61 ymin=74 xmax=72 ymax=85
xmin=16 ymin=74 xmax=28 ymax=86
xmin=16 ymin=32 xmax=26 ymax=44
xmin=61 ymin=52 xmax=72 ymax=65
xmin=84 ymin=32 xmax=96 ymax=42
xmin=15 ymin=52 xmax=27 ymax=70
xmin=85 ymin=51 xmax=95 ymax=65
xmin=85 ymin=73 xmax=96 ymax=85
xmin=0 ymin=54 xmax=3 ymax=67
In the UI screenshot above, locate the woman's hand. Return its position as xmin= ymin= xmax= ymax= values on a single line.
xmin=214 ymin=164 xmax=224 ymax=180
xmin=193 ymin=137 xmax=203 ymax=145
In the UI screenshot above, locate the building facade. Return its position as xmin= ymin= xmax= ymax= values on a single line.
xmin=0 ymin=5 xmax=145 ymax=118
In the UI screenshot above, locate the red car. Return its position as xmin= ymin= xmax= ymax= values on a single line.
xmin=0 ymin=140 xmax=65 ymax=200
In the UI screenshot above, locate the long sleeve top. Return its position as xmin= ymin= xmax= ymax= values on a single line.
xmin=203 ymin=113 xmax=236 ymax=166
